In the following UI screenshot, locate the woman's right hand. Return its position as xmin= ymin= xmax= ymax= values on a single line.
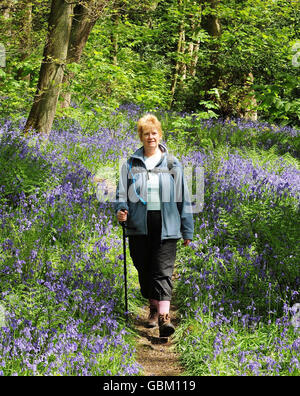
xmin=117 ymin=209 xmax=128 ymax=222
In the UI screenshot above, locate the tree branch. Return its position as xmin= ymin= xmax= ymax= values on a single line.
xmin=64 ymin=0 xmax=78 ymax=5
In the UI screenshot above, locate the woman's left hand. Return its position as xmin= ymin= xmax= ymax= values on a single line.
xmin=183 ymin=239 xmax=191 ymax=246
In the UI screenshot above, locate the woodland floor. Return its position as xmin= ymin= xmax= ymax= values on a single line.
xmin=133 ymin=301 xmax=185 ymax=376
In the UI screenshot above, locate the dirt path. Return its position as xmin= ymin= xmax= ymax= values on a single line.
xmin=133 ymin=302 xmax=185 ymax=376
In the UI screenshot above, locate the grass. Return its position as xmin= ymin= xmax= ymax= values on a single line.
xmin=173 ymin=309 xmax=299 ymax=376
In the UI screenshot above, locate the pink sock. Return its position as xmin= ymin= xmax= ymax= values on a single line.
xmin=158 ymin=300 xmax=170 ymax=315
xmin=149 ymin=299 xmax=158 ymax=309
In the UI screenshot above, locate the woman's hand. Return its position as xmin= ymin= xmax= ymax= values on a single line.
xmin=183 ymin=239 xmax=191 ymax=246
xmin=117 ymin=209 xmax=128 ymax=222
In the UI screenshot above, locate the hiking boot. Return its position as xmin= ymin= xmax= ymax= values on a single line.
xmin=146 ymin=306 xmax=158 ymax=328
xmin=158 ymin=313 xmax=175 ymax=337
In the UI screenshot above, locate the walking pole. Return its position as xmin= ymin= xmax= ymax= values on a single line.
xmin=120 ymin=211 xmax=128 ymax=323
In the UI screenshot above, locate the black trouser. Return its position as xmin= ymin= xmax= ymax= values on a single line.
xmin=128 ymin=210 xmax=178 ymax=301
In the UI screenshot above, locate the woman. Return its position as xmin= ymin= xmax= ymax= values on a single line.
xmin=114 ymin=114 xmax=194 ymax=337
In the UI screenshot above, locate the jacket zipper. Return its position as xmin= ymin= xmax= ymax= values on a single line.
xmin=130 ymin=150 xmax=167 ymax=236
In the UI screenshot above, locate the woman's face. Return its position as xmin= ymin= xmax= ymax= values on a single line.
xmin=141 ymin=126 xmax=161 ymax=150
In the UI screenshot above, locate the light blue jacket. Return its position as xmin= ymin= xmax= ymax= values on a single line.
xmin=114 ymin=144 xmax=194 ymax=240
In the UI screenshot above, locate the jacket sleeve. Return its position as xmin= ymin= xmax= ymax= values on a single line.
xmin=176 ymin=162 xmax=194 ymax=240
xmin=114 ymin=161 xmax=129 ymax=214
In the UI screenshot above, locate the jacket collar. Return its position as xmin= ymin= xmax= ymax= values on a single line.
xmin=130 ymin=143 xmax=168 ymax=162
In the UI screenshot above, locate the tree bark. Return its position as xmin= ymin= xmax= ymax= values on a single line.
xmin=2 ymin=0 xmax=14 ymax=19
xmin=187 ymin=7 xmax=202 ymax=77
xmin=169 ymin=0 xmax=186 ymax=108
xmin=201 ymin=0 xmax=222 ymax=111
xmin=189 ymin=40 xmax=200 ymax=77
xmin=202 ymin=0 xmax=221 ymax=37
xmin=201 ymin=0 xmax=221 ymax=82
xmin=25 ymin=0 xmax=74 ymax=135
xmin=1 ymin=0 xmax=15 ymax=37
xmin=110 ymin=13 xmax=119 ymax=66
xmin=169 ymin=22 xmax=185 ymax=108
xmin=241 ymin=72 xmax=258 ymax=121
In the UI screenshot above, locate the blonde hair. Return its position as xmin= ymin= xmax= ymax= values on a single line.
xmin=137 ymin=114 xmax=163 ymax=141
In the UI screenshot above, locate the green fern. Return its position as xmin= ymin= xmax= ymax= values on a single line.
xmin=0 ymin=133 xmax=54 ymax=205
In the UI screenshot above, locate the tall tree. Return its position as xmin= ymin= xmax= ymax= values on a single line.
xmin=169 ymin=0 xmax=186 ymax=108
xmin=241 ymin=71 xmax=257 ymax=120
xmin=201 ymin=0 xmax=221 ymax=94
xmin=24 ymin=0 xmax=74 ymax=135
xmin=187 ymin=9 xmax=202 ymax=77
xmin=60 ymin=0 xmax=108 ymax=108
xmin=110 ymin=12 xmax=119 ymax=66
xmin=169 ymin=0 xmax=203 ymax=108
xmin=25 ymin=0 xmax=110 ymax=133
xmin=202 ymin=0 xmax=220 ymax=37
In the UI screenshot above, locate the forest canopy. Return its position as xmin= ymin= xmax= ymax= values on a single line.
xmin=0 ymin=0 xmax=299 ymax=131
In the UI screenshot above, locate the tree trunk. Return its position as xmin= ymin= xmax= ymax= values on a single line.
xmin=2 ymin=0 xmax=11 ymax=18
xmin=110 ymin=12 xmax=119 ymax=66
xmin=169 ymin=23 xmax=185 ymax=108
xmin=181 ymin=29 xmax=187 ymax=80
xmin=169 ymin=0 xmax=185 ymax=108
xmin=189 ymin=40 xmax=200 ymax=77
xmin=188 ymin=8 xmax=202 ymax=77
xmin=201 ymin=0 xmax=221 ymax=80
xmin=241 ymin=72 xmax=258 ymax=121
xmin=203 ymin=0 xmax=221 ymax=37
xmin=2 ymin=0 xmax=15 ymax=37
xmin=201 ymin=0 xmax=222 ymax=109
xmin=111 ymin=31 xmax=118 ymax=66
xmin=25 ymin=0 xmax=74 ymax=135
xmin=60 ymin=1 xmax=105 ymax=108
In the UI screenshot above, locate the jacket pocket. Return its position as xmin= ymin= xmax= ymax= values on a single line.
xmin=127 ymin=201 xmax=146 ymax=234
xmin=162 ymin=202 xmax=181 ymax=237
